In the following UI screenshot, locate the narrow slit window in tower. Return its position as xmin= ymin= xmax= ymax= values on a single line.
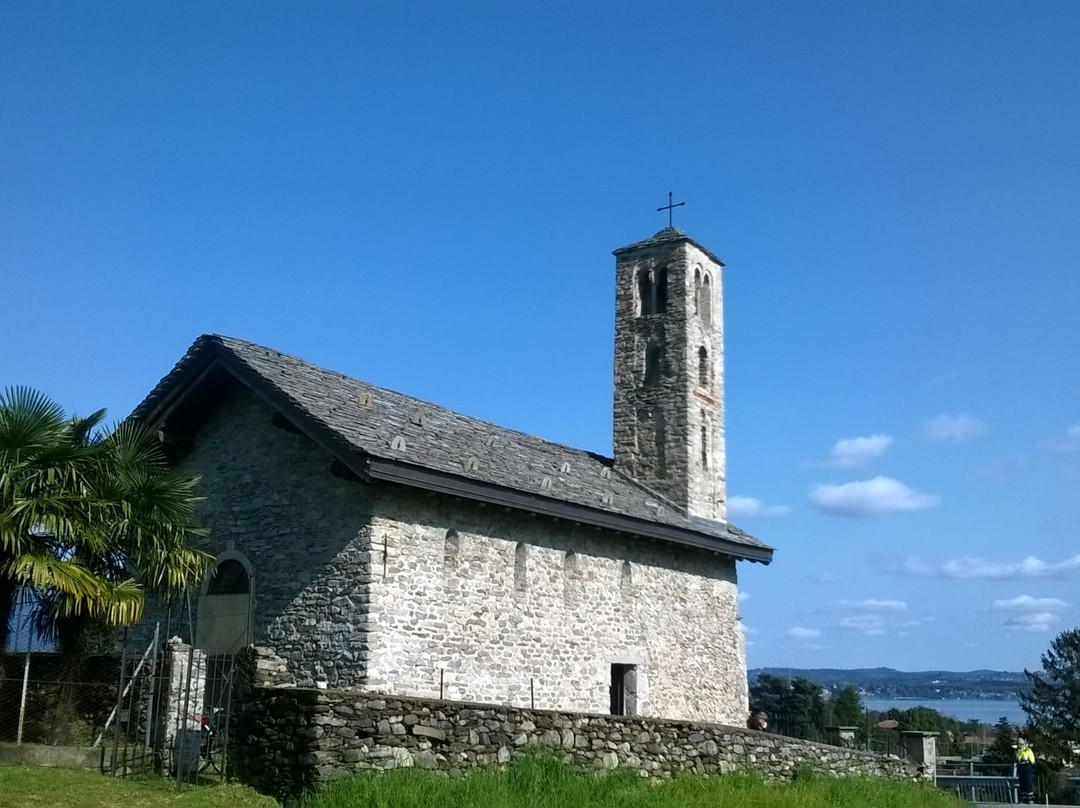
xmin=655 ymin=410 xmax=667 ymax=477
xmin=644 ymin=342 xmax=661 ymax=386
xmin=701 ymin=421 xmax=709 ymax=469
xmin=700 ymin=275 xmax=712 ymax=326
xmin=698 ymin=346 xmax=709 ymax=387
xmin=693 ymin=268 xmax=702 ymax=314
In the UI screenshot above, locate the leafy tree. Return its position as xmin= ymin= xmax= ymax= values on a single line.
xmin=749 ymin=674 xmax=827 ymax=738
xmin=787 ymin=676 xmax=827 ymax=735
xmin=983 ymin=716 xmax=1018 ymax=765
xmin=1021 ymin=628 xmax=1080 ymax=763
xmin=0 ymin=387 xmax=211 ymax=697
xmin=832 ymin=686 xmax=864 ymax=726
xmin=899 ymin=705 xmax=942 ymax=732
xmin=748 ymin=673 xmax=790 ymax=718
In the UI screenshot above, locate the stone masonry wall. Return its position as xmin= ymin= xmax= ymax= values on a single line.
xmin=364 ymin=485 xmax=748 ymax=724
xmin=230 ymin=684 xmax=919 ymax=804
xmin=139 ymin=387 xmax=376 ymax=686
xmin=135 ymin=384 xmax=748 ymax=721
xmin=612 ymin=237 xmax=727 ymax=521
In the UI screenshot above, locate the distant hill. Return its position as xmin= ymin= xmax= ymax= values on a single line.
xmin=749 ymin=667 xmax=1029 ymax=700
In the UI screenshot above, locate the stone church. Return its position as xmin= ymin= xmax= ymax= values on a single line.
xmin=134 ymin=226 xmax=773 ymax=725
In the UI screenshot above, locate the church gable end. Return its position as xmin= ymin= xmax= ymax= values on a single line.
xmin=162 ymin=385 xmax=377 ymax=688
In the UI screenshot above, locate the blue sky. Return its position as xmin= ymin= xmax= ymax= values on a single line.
xmin=2 ymin=2 xmax=1078 ymax=671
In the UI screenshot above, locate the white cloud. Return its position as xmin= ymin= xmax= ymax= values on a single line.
xmin=1005 ymin=612 xmax=1058 ymax=633
xmin=923 ymin=413 xmax=987 ymax=443
xmin=728 ymin=496 xmax=790 ymax=518
xmin=820 ymin=434 xmax=894 ymax=468
xmin=741 ymin=624 xmax=758 ymax=635
xmin=901 ymin=554 xmax=1080 ymax=580
xmin=840 ymin=614 xmax=885 ymax=633
xmin=787 ymin=626 xmax=822 ymax=639
xmin=840 ymin=599 xmax=907 ymax=611
xmin=809 ymin=477 xmax=940 ymax=517
xmin=1048 ymin=424 xmax=1080 ymax=453
xmin=991 ymin=595 xmax=1069 ymax=612
xmin=814 ymin=572 xmax=842 ymax=583
xmin=737 ymin=591 xmax=750 ymax=603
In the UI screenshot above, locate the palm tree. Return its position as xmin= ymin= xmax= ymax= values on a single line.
xmin=0 ymin=387 xmax=211 ymax=706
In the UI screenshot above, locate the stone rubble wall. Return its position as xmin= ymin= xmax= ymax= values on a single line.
xmin=230 ymin=684 xmax=919 ymax=803
xmin=365 ymin=485 xmax=747 ymax=724
xmin=135 ymin=386 xmax=377 ymax=687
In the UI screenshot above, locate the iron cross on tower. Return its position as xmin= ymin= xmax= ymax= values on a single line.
xmin=657 ymin=192 xmax=685 ymax=228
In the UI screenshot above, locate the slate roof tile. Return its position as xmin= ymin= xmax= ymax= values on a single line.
xmin=135 ymin=334 xmax=770 ymax=560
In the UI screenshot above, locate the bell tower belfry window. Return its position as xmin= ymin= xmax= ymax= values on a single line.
xmin=637 ymin=268 xmax=669 ymax=316
xmin=612 ymin=221 xmax=727 ymax=521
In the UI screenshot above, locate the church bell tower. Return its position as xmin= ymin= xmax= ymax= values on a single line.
xmin=612 ymin=226 xmax=727 ymax=522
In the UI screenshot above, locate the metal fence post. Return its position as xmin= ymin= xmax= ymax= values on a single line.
xmin=221 ymin=654 xmax=236 ymax=781
xmin=144 ymin=623 xmax=160 ymax=753
xmin=111 ymin=644 xmax=128 ymax=773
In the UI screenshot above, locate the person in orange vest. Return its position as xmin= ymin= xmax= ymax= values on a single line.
xmin=1016 ymin=737 xmax=1036 ymax=804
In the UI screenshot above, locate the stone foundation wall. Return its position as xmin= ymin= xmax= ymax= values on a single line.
xmin=230 ymin=684 xmax=920 ymax=803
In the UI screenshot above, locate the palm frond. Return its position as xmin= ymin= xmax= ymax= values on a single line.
xmin=0 ymin=387 xmax=68 ymax=458
xmin=2 ymin=389 xmax=207 ymax=633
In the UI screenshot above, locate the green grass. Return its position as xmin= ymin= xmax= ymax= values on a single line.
xmin=300 ymin=754 xmax=966 ymax=808
xmin=0 ymin=765 xmax=278 ymax=808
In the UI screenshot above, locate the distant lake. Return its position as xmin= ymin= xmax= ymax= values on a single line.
xmin=862 ymin=697 xmax=1025 ymax=725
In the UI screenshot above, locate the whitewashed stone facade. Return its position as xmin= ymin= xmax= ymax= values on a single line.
xmin=367 ymin=486 xmax=747 ymax=723
xmin=134 ymin=228 xmax=771 ymax=725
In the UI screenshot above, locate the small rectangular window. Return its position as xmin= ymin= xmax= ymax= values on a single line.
xmin=610 ymin=663 xmax=638 ymax=716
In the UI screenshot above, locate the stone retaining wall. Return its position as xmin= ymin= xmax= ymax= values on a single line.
xmin=230 ymin=685 xmax=920 ymax=803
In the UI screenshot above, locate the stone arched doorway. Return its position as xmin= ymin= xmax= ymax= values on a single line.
xmin=195 ymin=551 xmax=254 ymax=711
